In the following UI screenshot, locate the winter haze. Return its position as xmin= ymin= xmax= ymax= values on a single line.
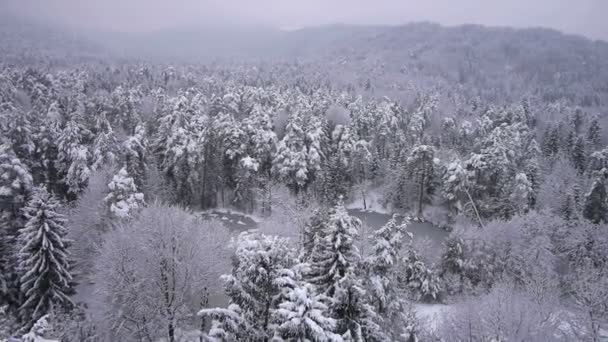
xmin=2 ymin=0 xmax=608 ymax=40
xmin=1 ymin=1 xmax=608 ymax=341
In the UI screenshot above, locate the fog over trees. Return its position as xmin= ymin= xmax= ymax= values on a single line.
xmin=0 ymin=2 xmax=608 ymax=341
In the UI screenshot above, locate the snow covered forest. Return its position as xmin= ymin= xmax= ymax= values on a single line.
xmin=1 ymin=13 xmax=608 ymax=342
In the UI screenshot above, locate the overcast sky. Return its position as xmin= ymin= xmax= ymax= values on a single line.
xmin=2 ymin=0 xmax=608 ymax=40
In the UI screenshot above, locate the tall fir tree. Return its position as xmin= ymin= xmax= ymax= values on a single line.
xmin=571 ymin=136 xmax=587 ymax=174
xmin=241 ymin=105 xmax=277 ymax=214
xmin=307 ymin=201 xmax=384 ymax=341
xmin=407 ymin=145 xmax=435 ymax=216
xmin=271 ymin=265 xmax=339 ymax=342
xmin=366 ymin=215 xmax=416 ymax=340
xmin=273 ymin=111 xmax=309 ymax=195
xmin=18 ymin=187 xmax=73 ymax=325
xmin=200 ymin=232 xmax=295 ymax=341
xmin=56 ymin=114 xmax=91 ymax=199
xmin=123 ymin=124 xmax=148 ymax=190
xmin=91 ymin=112 xmax=119 ymax=171
xmin=587 ymin=118 xmax=602 ymax=149
xmin=542 ymin=126 xmax=561 ymax=157
xmin=0 ymin=144 xmax=33 ymax=309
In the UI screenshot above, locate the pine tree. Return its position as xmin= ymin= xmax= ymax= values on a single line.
xmin=571 ymin=109 xmax=584 ymax=134
xmin=273 ymin=111 xmax=309 ymax=194
xmin=0 ymin=144 xmax=33 ymax=309
xmin=542 ymin=126 xmax=560 ymax=157
xmin=319 ymin=154 xmax=351 ymax=206
xmin=408 ymin=145 xmax=435 ymax=216
xmin=587 ymin=118 xmax=602 ymax=149
xmin=272 ymin=266 xmax=339 ymax=342
xmin=440 ymin=238 xmax=465 ymax=276
xmin=564 ymin=131 xmax=575 ymax=152
xmin=242 ymin=105 xmax=277 ymax=214
xmin=31 ymin=108 xmax=62 ymax=194
xmin=217 ymin=114 xmax=248 ymax=207
xmin=272 ymin=284 xmax=338 ymax=341
xmin=200 ymin=232 xmax=295 ymax=341
xmin=91 ymin=112 xmax=119 ymax=171
xmin=18 ymin=187 xmax=73 ymax=325
xmin=308 ymin=202 xmax=361 ymax=297
xmin=110 ymin=85 xmax=139 ymax=131
xmin=154 ymin=94 xmax=191 ymax=162
xmin=583 ymin=178 xmax=608 ymax=224
xmin=320 ymin=125 xmax=362 ymax=206
xmin=560 ymin=193 xmax=577 ymax=221
xmin=304 ymin=114 xmax=325 ymax=187
xmin=307 ymin=201 xmax=383 ymax=340
xmin=301 ymin=209 xmax=330 ymax=262
xmin=56 ymin=115 xmax=91 ymax=198
xmin=523 ymin=138 xmax=541 ymax=208
xmin=510 ymin=173 xmax=532 ymax=214
xmin=104 ymin=167 xmax=145 ymax=220
xmin=1 ymin=107 xmax=35 ymax=167
xmin=366 ymin=215 xmax=415 ymax=340
xmin=571 ymin=137 xmax=586 ymax=173
xmin=158 ymin=107 xmax=208 ymax=205
xmin=123 ymin=124 xmax=148 ymax=190
xmin=401 ymin=249 xmax=442 ymax=301
xmin=350 ymin=139 xmax=373 ymax=209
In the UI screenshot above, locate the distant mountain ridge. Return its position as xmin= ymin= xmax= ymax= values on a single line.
xmin=2 ymin=17 xmax=608 ymax=109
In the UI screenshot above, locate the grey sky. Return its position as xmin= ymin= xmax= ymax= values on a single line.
xmin=3 ymin=0 xmax=608 ymax=41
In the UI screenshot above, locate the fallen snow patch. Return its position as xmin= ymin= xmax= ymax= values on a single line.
xmin=346 ymin=188 xmax=390 ymax=214
xmin=414 ymin=303 xmax=451 ymax=333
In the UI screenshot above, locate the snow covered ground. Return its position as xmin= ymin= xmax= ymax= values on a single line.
xmin=346 ymin=188 xmax=390 ymax=214
xmin=414 ymin=303 xmax=451 ymax=333
xmin=198 ymin=209 xmax=259 ymax=231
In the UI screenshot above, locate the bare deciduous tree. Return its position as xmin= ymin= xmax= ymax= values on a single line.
xmin=94 ymin=203 xmax=230 ymax=342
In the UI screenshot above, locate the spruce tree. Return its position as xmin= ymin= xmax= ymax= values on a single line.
xmin=571 ymin=137 xmax=586 ymax=173
xmin=564 ymin=131 xmax=575 ymax=152
xmin=587 ymin=118 xmax=602 ymax=148
xmin=407 ymin=145 xmax=435 ymax=216
xmin=18 ymin=187 xmax=73 ymax=325
xmin=56 ymin=114 xmax=91 ymax=198
xmin=273 ymin=111 xmax=309 ymax=194
xmin=123 ymin=124 xmax=148 ymax=190
xmin=366 ymin=215 xmax=415 ymax=340
xmin=272 ymin=265 xmax=339 ymax=341
xmin=242 ymin=105 xmax=277 ymax=214
xmin=91 ymin=112 xmax=119 ymax=171
xmin=510 ymin=172 xmax=532 ymax=214
xmin=571 ymin=109 xmax=584 ymax=134
xmin=104 ymin=167 xmax=145 ymax=220
xmin=401 ymin=249 xmax=442 ymax=301
xmin=307 ymin=201 xmax=384 ymax=340
xmin=542 ymin=126 xmax=560 ymax=157
xmin=0 ymin=144 xmax=33 ymax=309
xmin=200 ymin=232 xmax=295 ymax=341
xmin=2 ymin=107 xmax=35 ymax=167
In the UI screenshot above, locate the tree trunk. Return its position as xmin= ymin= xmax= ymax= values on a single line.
xmin=201 ymin=160 xmax=207 ymax=208
xmin=362 ymin=189 xmax=367 ymax=210
xmin=267 ymin=181 xmax=272 ymax=215
xmin=464 ymin=188 xmax=484 ymax=229
xmin=168 ymin=319 xmax=175 ymax=342
xmin=418 ymin=174 xmax=425 ymax=217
